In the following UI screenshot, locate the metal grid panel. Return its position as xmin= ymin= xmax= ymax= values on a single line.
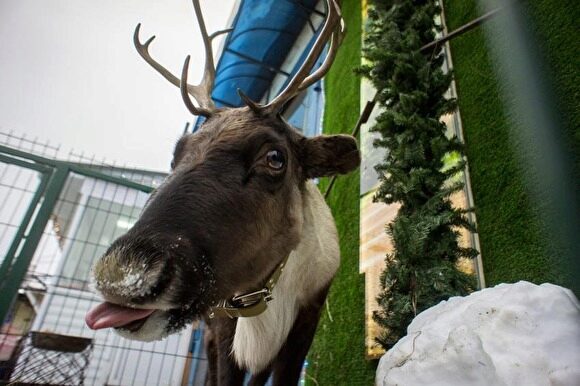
xmin=0 ymin=135 xmax=204 ymax=385
xmin=22 ymin=174 xmax=191 ymax=385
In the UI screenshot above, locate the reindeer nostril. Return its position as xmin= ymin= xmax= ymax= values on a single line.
xmin=92 ymin=245 xmax=170 ymax=304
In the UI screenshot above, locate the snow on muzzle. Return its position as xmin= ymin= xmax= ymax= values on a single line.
xmin=85 ymin=302 xmax=155 ymax=330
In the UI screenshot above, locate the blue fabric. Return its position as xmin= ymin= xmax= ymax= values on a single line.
xmin=212 ymin=0 xmax=319 ymax=107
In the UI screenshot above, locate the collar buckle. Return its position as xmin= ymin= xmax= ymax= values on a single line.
xmin=207 ymin=254 xmax=289 ymax=319
xmin=207 ymin=288 xmax=272 ymax=319
xmin=231 ymin=288 xmax=272 ymax=307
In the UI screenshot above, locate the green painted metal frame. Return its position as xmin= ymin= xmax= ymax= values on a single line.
xmin=0 ymin=166 xmax=68 ymax=324
xmin=0 ymin=145 xmax=155 ymax=193
xmin=0 ymin=144 xmax=157 ymax=324
xmin=0 ymin=160 xmax=51 ymax=282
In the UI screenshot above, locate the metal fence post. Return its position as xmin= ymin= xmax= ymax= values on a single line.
xmin=0 ymin=159 xmax=52 ymax=283
xmin=0 ymin=166 xmax=69 ymax=324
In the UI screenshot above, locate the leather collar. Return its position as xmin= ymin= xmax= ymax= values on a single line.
xmin=207 ymin=254 xmax=289 ymax=319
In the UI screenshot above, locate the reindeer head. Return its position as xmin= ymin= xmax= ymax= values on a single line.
xmin=86 ymin=0 xmax=358 ymax=342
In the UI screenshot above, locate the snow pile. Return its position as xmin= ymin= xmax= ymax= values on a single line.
xmin=376 ymin=281 xmax=580 ymax=386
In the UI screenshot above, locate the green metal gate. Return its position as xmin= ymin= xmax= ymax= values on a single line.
xmin=0 ymin=137 xmax=206 ymax=385
xmin=0 ymin=143 xmax=156 ymax=323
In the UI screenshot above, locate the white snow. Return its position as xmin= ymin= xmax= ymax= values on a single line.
xmin=376 ymin=281 xmax=580 ymax=386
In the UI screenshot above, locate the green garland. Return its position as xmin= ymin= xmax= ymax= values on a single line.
xmin=359 ymin=0 xmax=478 ymax=349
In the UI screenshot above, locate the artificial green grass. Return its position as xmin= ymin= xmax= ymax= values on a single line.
xmin=443 ymin=0 xmax=577 ymax=292
xmin=522 ymin=0 xmax=580 ymax=176
xmin=305 ymin=0 xmax=377 ymax=385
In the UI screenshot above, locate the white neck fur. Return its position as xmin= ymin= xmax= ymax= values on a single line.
xmin=232 ymin=181 xmax=340 ymax=373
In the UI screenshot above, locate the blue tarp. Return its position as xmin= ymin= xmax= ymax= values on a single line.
xmin=212 ymin=0 xmax=320 ymax=107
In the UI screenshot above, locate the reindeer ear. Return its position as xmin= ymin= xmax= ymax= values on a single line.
xmin=302 ymin=134 xmax=361 ymax=178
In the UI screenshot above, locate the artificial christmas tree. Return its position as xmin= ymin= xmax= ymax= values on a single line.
xmin=360 ymin=0 xmax=477 ymax=349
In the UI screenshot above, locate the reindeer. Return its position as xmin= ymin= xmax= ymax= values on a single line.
xmin=85 ymin=1 xmax=358 ymax=384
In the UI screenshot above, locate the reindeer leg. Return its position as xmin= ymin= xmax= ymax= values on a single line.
xmin=270 ymin=284 xmax=331 ymax=386
xmin=204 ymin=327 xmax=218 ymax=386
xmin=247 ymin=366 xmax=272 ymax=386
xmin=205 ymin=318 xmax=246 ymax=386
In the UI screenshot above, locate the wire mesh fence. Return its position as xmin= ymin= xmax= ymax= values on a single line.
xmin=0 ymin=132 xmax=208 ymax=385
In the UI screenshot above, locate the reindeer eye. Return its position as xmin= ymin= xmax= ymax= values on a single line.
xmin=266 ymin=150 xmax=285 ymax=170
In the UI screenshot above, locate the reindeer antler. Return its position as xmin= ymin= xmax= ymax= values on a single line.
xmin=135 ymin=0 xmax=342 ymax=118
xmin=261 ymin=0 xmax=344 ymax=114
xmin=298 ymin=17 xmax=345 ymax=92
xmin=236 ymin=0 xmax=343 ymax=115
xmin=134 ymin=0 xmax=232 ymax=117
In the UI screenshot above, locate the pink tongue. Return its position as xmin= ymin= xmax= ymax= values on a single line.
xmin=85 ymin=302 xmax=155 ymax=330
